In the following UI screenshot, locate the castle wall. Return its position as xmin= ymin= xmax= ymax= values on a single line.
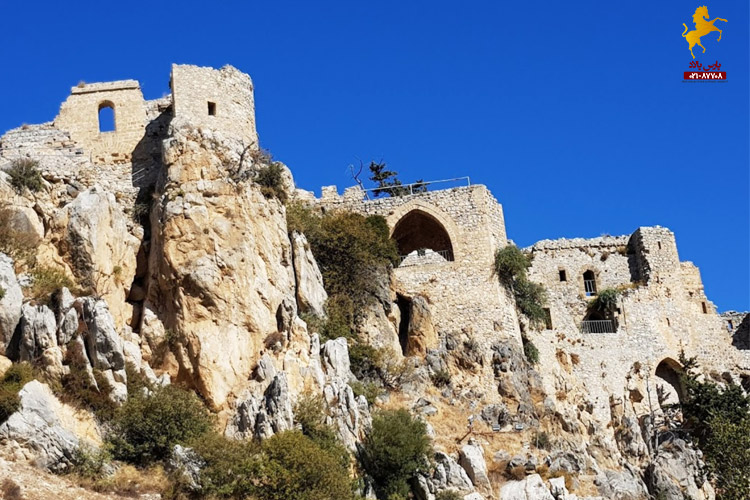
xmin=525 ymin=227 xmax=743 ymax=422
xmin=316 ymin=185 xmax=518 ymax=338
xmin=54 ymin=80 xmax=147 ymax=165
xmin=170 ymin=64 xmax=257 ymax=147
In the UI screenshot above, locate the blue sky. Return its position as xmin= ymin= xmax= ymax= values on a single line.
xmin=0 ymin=1 xmax=747 ymax=311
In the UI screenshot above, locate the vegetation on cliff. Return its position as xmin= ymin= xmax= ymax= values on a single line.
xmin=494 ymin=245 xmax=547 ymax=327
xmin=678 ymin=352 xmax=750 ymax=500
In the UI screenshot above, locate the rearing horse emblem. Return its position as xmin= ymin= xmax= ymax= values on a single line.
xmin=682 ymin=6 xmax=727 ymax=59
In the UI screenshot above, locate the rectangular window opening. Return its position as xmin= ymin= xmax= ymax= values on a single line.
xmin=558 ymin=270 xmax=567 ymax=282
xmin=207 ymin=101 xmax=217 ymax=116
xmin=543 ymin=308 xmax=553 ymax=330
xmin=701 ymin=302 xmax=708 ymax=314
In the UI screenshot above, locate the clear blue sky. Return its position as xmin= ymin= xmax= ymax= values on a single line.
xmin=1 ymin=1 xmax=748 ymax=311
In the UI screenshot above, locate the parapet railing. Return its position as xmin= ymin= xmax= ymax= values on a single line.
xmin=360 ymin=176 xmax=471 ymax=196
xmin=580 ymin=320 xmax=616 ymax=334
xmin=397 ymin=249 xmax=453 ymax=268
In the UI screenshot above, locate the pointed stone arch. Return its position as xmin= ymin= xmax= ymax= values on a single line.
xmin=387 ymin=200 xmax=462 ymax=263
xmin=654 ymin=357 xmax=686 ymax=406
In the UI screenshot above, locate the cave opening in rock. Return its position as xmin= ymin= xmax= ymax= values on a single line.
xmin=397 ymin=294 xmax=411 ymax=356
xmin=391 ymin=209 xmax=454 ymax=265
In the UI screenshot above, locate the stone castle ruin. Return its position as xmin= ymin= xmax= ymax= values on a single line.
xmin=1 ymin=62 xmax=748 ymax=498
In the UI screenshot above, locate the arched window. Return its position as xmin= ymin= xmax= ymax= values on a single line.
xmin=98 ymin=101 xmax=116 ymax=132
xmin=583 ymin=270 xmax=597 ymax=296
xmin=391 ymin=209 xmax=454 ymax=267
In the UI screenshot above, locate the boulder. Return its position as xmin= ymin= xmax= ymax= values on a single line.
xmin=0 ymin=381 xmax=79 ymax=471
xmin=433 ymin=451 xmax=475 ymax=493
xmin=322 ymin=337 xmax=351 ymax=380
xmin=459 ymin=441 xmax=491 ymax=490
xmin=0 ymin=254 xmax=23 ymax=354
xmin=4 ymin=206 xmax=44 ymax=245
xmin=290 ymin=231 xmax=327 ymax=318
xmin=169 ymin=444 xmax=205 ymax=492
xmin=18 ymin=304 xmax=58 ymax=362
xmin=646 ymin=438 xmax=715 ymax=500
xmin=499 ymin=474 xmax=555 ymax=500
xmin=405 ymin=295 xmax=438 ymax=356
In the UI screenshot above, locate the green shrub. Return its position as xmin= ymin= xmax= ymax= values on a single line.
xmin=350 ymin=380 xmax=381 ymax=406
xmin=532 ymin=431 xmax=551 ymax=450
xmin=107 ymin=385 xmax=213 ymax=465
xmin=430 ymin=368 xmax=452 ymax=388
xmin=514 ymin=278 xmax=548 ymax=326
xmin=0 ymin=363 xmax=34 ymax=424
xmin=589 ymin=288 xmax=619 ymax=312
xmin=436 ymin=491 xmax=463 ymax=500
xmin=494 ymin=246 xmax=548 ymax=327
xmin=69 ymin=445 xmax=112 ymax=480
xmin=676 ymin=352 xmax=750 ymax=500
xmin=494 ymin=245 xmax=530 ymax=286
xmin=191 ymin=430 xmax=356 ymax=500
xmin=293 ymin=392 xmax=350 ymax=469
xmin=359 ymin=408 xmax=432 ymax=499
xmin=0 ymin=287 xmax=4 ymax=301
xmin=28 ymin=265 xmax=75 ymax=303
xmin=6 ymin=158 xmax=43 ymax=194
xmin=55 ymin=338 xmax=118 ymax=420
xmin=256 ymin=162 xmax=287 ymax=203
xmin=522 ymin=336 xmax=539 ymax=365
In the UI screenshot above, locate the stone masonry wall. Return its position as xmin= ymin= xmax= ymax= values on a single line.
xmin=171 ymin=64 xmax=258 ymax=147
xmin=54 ymin=80 xmax=147 ymax=166
xmin=314 ymin=185 xmax=518 ymax=338
xmin=525 ymin=228 xmax=744 ymax=423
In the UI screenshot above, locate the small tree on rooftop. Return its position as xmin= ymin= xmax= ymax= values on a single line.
xmin=368 ymin=161 xmax=427 ymax=198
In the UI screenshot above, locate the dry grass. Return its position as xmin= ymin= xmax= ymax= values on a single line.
xmin=73 ymin=464 xmax=169 ymax=496
xmin=1 ymin=478 xmax=24 ymax=500
xmin=570 ymin=353 xmax=580 ymax=365
xmin=550 ymin=470 xmax=576 ymax=492
xmin=555 ymin=389 xmax=567 ymax=401
xmin=509 ymin=464 xmax=526 ymax=480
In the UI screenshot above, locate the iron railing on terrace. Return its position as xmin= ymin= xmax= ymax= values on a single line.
xmin=580 ymin=320 xmax=616 ymax=334
xmin=584 ymin=279 xmax=597 ymax=296
xmin=360 ymin=176 xmax=471 ymax=197
xmin=398 ymin=249 xmax=453 ymax=267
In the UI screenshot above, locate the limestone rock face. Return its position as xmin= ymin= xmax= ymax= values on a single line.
xmin=0 ymin=381 xmax=79 ymax=471
xmin=433 ymin=451 xmax=475 ymax=493
xmin=76 ymin=297 xmax=127 ymax=401
xmin=459 ymin=441 xmax=491 ymax=490
xmin=498 ymin=474 xmax=555 ymax=500
xmin=4 ymin=206 xmax=44 ymax=245
xmin=0 ymin=254 xmax=23 ymax=354
xmin=147 ymin=123 xmax=298 ymax=410
xmin=646 ymin=439 xmax=715 ymax=500
xmin=405 ymin=295 xmax=438 ymax=356
xmin=54 ymin=188 xmax=140 ymax=329
xmin=18 ymin=304 xmax=61 ymax=377
xmin=290 ymin=231 xmax=327 ymax=317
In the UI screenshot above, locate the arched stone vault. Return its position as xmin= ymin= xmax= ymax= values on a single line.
xmin=386 ymin=200 xmax=462 ymax=262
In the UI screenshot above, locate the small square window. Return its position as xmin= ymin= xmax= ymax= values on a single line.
xmin=558 ymin=270 xmax=567 ymax=282
xmin=207 ymin=101 xmax=217 ymax=116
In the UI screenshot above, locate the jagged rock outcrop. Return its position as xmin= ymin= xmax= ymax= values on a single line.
xmin=146 ymin=123 xmax=298 ymax=410
xmin=405 ymin=295 xmax=438 ymax=356
xmin=290 ymin=231 xmax=327 ymax=317
xmin=53 ymin=188 xmax=140 ymax=329
xmin=499 ymin=474 xmax=555 ymax=500
xmin=646 ymin=439 xmax=715 ymax=500
xmin=18 ymin=304 xmax=63 ymax=378
xmin=459 ymin=441 xmax=491 ymax=490
xmin=0 ymin=381 xmax=80 ymax=471
xmin=0 ymin=254 xmax=23 ymax=354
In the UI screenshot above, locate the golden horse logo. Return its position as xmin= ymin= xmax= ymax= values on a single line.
xmin=682 ymin=6 xmax=727 ymax=59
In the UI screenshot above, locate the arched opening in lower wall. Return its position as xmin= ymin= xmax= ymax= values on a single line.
xmin=654 ymin=358 xmax=685 ymax=406
xmin=391 ymin=209 xmax=454 ymax=267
